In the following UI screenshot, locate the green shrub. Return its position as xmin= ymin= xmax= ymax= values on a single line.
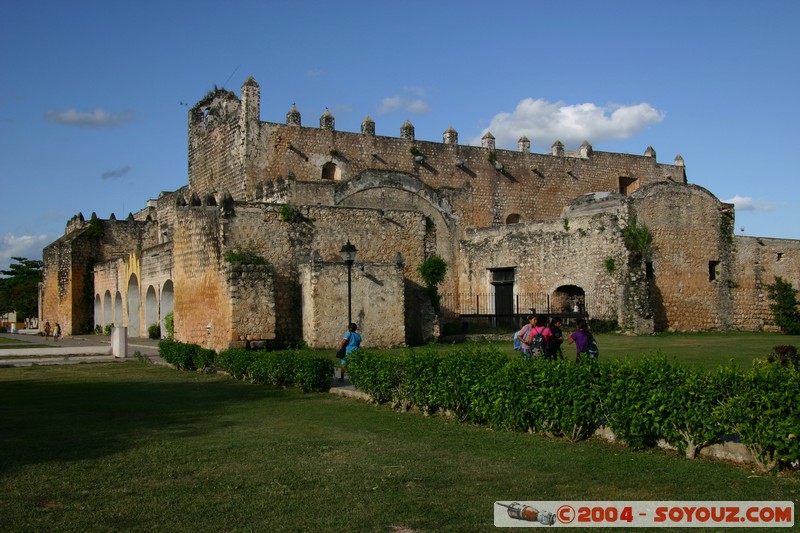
xmin=148 ymin=323 xmax=160 ymax=340
xmin=597 ymin=355 xmax=672 ymax=448
xmin=717 ymin=364 xmax=800 ymax=472
xmin=767 ymin=345 xmax=800 ymax=368
xmin=192 ymin=346 xmax=217 ymax=373
xmin=104 ymin=324 xmax=113 ymax=336
xmin=250 ymin=351 xmax=295 ymax=387
xmin=294 ymin=352 xmax=335 ymax=393
xmin=164 ymin=312 xmax=174 ymax=340
xmin=158 ymin=339 xmax=195 ymax=370
xmin=346 ymin=350 xmax=403 ymax=404
xmin=217 ymin=348 xmax=258 ymax=380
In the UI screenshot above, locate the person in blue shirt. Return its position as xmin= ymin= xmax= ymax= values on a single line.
xmin=338 ymin=322 xmax=362 ymax=381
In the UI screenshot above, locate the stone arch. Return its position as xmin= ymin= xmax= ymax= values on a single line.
xmin=145 ymin=285 xmax=158 ymax=335
xmin=127 ymin=274 xmax=140 ymax=336
xmin=95 ymin=294 xmax=102 ymax=329
xmin=321 ymin=162 xmax=341 ymax=181
xmin=103 ymin=290 xmax=113 ymax=327
xmin=505 ymin=213 xmax=521 ymax=224
xmin=161 ymin=280 xmax=174 ymax=338
xmin=552 ymin=284 xmax=585 ymax=315
xmin=114 ymin=292 xmax=123 ymax=326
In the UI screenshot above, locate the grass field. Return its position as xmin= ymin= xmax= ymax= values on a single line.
xmin=1 ymin=358 xmax=797 ymax=532
xmin=391 ymin=330 xmax=792 ymax=370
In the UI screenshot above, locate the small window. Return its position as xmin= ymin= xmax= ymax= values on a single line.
xmin=490 ymin=268 xmax=515 ymax=285
xmin=645 ymin=261 xmax=654 ymax=280
xmin=505 ymin=214 xmax=521 ymax=224
xmin=321 ymin=162 xmax=340 ymax=181
xmin=709 ymin=260 xmax=720 ymax=282
xmin=619 ymin=176 xmax=639 ymax=196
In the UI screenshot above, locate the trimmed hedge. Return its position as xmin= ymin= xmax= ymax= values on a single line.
xmin=158 ymin=339 xmax=215 ymax=372
xmin=217 ymin=348 xmax=334 ymax=393
xmin=347 ymin=346 xmax=800 ymax=472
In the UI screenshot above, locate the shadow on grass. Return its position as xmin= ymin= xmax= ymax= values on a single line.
xmin=0 ymin=364 xmax=296 ymax=474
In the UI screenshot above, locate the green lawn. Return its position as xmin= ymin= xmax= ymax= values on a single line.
xmin=0 ymin=362 xmax=797 ymax=532
xmin=427 ymin=330 xmax=791 ymax=370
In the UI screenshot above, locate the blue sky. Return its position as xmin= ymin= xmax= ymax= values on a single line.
xmin=1 ymin=0 xmax=798 ymax=273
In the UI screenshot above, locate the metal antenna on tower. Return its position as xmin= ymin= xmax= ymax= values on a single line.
xmin=221 ymin=64 xmax=241 ymax=89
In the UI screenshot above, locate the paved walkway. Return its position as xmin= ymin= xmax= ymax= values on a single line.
xmin=0 ymin=331 xmax=163 ymax=367
xmin=0 ymin=331 xmax=367 ymax=398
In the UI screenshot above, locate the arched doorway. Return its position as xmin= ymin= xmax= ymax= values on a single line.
xmin=114 ymin=292 xmax=123 ymax=326
xmin=127 ymin=275 xmax=140 ymax=337
xmin=103 ymin=291 xmax=112 ymax=327
xmin=95 ymin=294 xmax=103 ymax=330
xmin=161 ymin=280 xmax=174 ymax=338
xmin=145 ymin=285 xmax=158 ymax=336
xmin=552 ymin=285 xmax=585 ymax=316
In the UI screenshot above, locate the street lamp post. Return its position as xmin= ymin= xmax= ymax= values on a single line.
xmin=339 ymin=240 xmax=358 ymax=324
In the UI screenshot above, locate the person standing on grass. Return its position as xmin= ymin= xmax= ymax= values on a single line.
xmin=53 ymin=323 xmax=61 ymax=342
xmin=547 ymin=316 xmax=564 ymax=359
xmin=338 ymin=322 xmax=362 ymax=381
xmin=43 ymin=321 xmax=52 ymax=340
xmin=517 ymin=314 xmax=551 ymax=360
xmin=567 ymin=319 xmax=592 ymax=362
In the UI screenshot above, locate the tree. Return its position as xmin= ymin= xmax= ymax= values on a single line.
xmin=765 ymin=276 xmax=800 ymax=335
xmin=0 ymin=257 xmax=43 ymax=320
xmin=418 ymin=255 xmax=447 ymax=314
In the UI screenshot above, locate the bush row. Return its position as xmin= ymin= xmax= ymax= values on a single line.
xmin=217 ymin=348 xmax=334 ymax=393
xmin=158 ymin=339 xmax=216 ymax=372
xmin=346 ymin=347 xmax=800 ymax=472
xmin=158 ymin=341 xmax=335 ymax=393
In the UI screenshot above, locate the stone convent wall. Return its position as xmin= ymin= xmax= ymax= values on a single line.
xmin=40 ymin=75 xmax=800 ymax=344
xmin=187 ymin=77 xmax=687 ymax=238
xmin=171 ymin=200 xmax=436 ymax=351
xmin=630 ymin=183 xmax=735 ymax=332
xmin=41 ymin=218 xmax=149 ymax=335
xmin=301 ymin=259 xmax=406 ymax=349
xmin=732 ymin=236 xmax=800 ymax=331
xmin=459 ymin=197 xmax=632 ymax=325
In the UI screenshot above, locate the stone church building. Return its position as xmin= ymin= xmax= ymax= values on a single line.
xmin=40 ymin=77 xmax=800 ymax=351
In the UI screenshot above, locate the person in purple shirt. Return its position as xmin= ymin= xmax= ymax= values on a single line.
xmin=567 ymin=318 xmax=590 ymax=362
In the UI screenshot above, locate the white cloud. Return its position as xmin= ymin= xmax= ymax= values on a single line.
xmin=723 ymin=195 xmax=777 ymax=212
xmin=470 ymin=98 xmax=665 ymax=149
xmin=45 ymin=108 xmax=133 ymax=127
xmin=0 ymin=233 xmax=49 ymax=272
xmin=377 ymin=87 xmax=430 ymax=115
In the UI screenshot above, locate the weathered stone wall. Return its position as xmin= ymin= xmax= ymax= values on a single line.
xmin=301 ymin=259 xmax=406 ymax=348
xmin=188 ymin=78 xmax=686 ymax=235
xmin=187 ymin=89 xmax=245 ymax=199
xmin=172 ymin=207 xmax=230 ymax=349
xmin=41 ymin=75 xmax=800 ymax=343
xmin=459 ymin=198 xmax=631 ymax=324
xmin=227 ymin=262 xmax=275 ymax=343
xmin=732 ymin=236 xmax=800 ymax=331
xmin=630 ymin=183 xmax=734 ymax=331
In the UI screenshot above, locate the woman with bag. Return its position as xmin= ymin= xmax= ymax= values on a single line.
xmin=337 ymin=322 xmax=362 ymax=381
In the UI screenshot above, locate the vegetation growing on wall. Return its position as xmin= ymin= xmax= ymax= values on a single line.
xmin=766 ymin=276 xmax=800 ymax=334
xmin=223 ymin=248 xmax=267 ymax=265
xmin=418 ymin=255 xmax=447 ymax=314
xmin=85 ymin=213 xmax=105 ymax=240
xmin=623 ymin=214 xmax=652 ymax=260
xmin=278 ymin=204 xmax=308 ymax=223
xmin=604 ymin=256 xmax=616 ymax=275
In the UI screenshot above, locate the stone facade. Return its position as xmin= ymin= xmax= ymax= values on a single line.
xmin=40 ymin=76 xmax=800 ymax=350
